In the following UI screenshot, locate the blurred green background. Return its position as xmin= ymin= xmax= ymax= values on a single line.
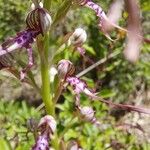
xmin=0 ymin=0 xmax=150 ymax=149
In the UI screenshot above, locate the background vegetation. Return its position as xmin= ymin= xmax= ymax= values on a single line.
xmin=0 ymin=0 xmax=149 ymax=149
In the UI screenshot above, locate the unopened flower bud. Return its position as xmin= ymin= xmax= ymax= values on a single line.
xmin=38 ymin=115 xmax=56 ymax=134
xmin=26 ymin=4 xmax=52 ymax=35
xmin=57 ymin=59 xmax=75 ymax=80
xmin=79 ymin=106 xmax=95 ymax=121
xmin=69 ymin=28 xmax=87 ymax=46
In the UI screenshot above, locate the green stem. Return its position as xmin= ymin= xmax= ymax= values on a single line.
xmin=39 ymin=1 xmax=60 ymax=149
xmin=36 ymin=0 xmax=54 ymax=116
xmin=39 ymin=34 xmax=54 ymax=116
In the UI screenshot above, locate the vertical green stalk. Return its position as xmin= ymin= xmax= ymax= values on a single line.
xmin=38 ymin=0 xmax=54 ymax=115
xmin=40 ymin=1 xmax=59 ymax=149
xmin=39 ymin=35 xmax=54 ymax=116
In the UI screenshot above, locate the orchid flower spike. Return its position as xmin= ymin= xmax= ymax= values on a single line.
xmin=32 ymin=115 xmax=56 ymax=150
xmin=73 ymin=0 xmax=126 ymax=41
xmin=66 ymin=76 xmax=150 ymax=115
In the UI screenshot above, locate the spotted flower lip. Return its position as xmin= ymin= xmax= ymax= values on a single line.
xmin=0 ymin=29 xmax=39 ymax=55
xmin=66 ymin=76 xmax=87 ymax=95
xmin=32 ymin=133 xmax=50 ymax=150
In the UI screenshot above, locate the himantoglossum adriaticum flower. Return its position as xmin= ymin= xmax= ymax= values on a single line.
xmin=0 ymin=1 xmax=52 ymax=80
xmin=57 ymin=59 xmax=150 ymax=115
xmin=66 ymin=76 xmax=150 ymax=115
xmin=72 ymin=0 xmax=126 ymax=41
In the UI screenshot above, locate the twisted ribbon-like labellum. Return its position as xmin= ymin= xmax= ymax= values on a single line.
xmin=0 ymin=30 xmax=39 ymax=56
xmin=66 ymin=76 xmax=150 ymax=115
xmin=73 ymin=0 xmax=126 ymax=41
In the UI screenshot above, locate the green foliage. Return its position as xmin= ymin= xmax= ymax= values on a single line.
xmin=0 ymin=98 xmax=150 ymax=149
xmin=56 ymin=92 xmax=150 ymax=149
xmin=0 ymin=0 xmax=29 ymax=41
xmin=0 ymin=100 xmax=41 ymax=150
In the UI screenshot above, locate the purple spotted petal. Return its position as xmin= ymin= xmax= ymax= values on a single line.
xmin=66 ymin=77 xmax=87 ymax=95
xmin=0 ymin=29 xmax=39 ymax=56
xmin=32 ymin=132 xmax=50 ymax=150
